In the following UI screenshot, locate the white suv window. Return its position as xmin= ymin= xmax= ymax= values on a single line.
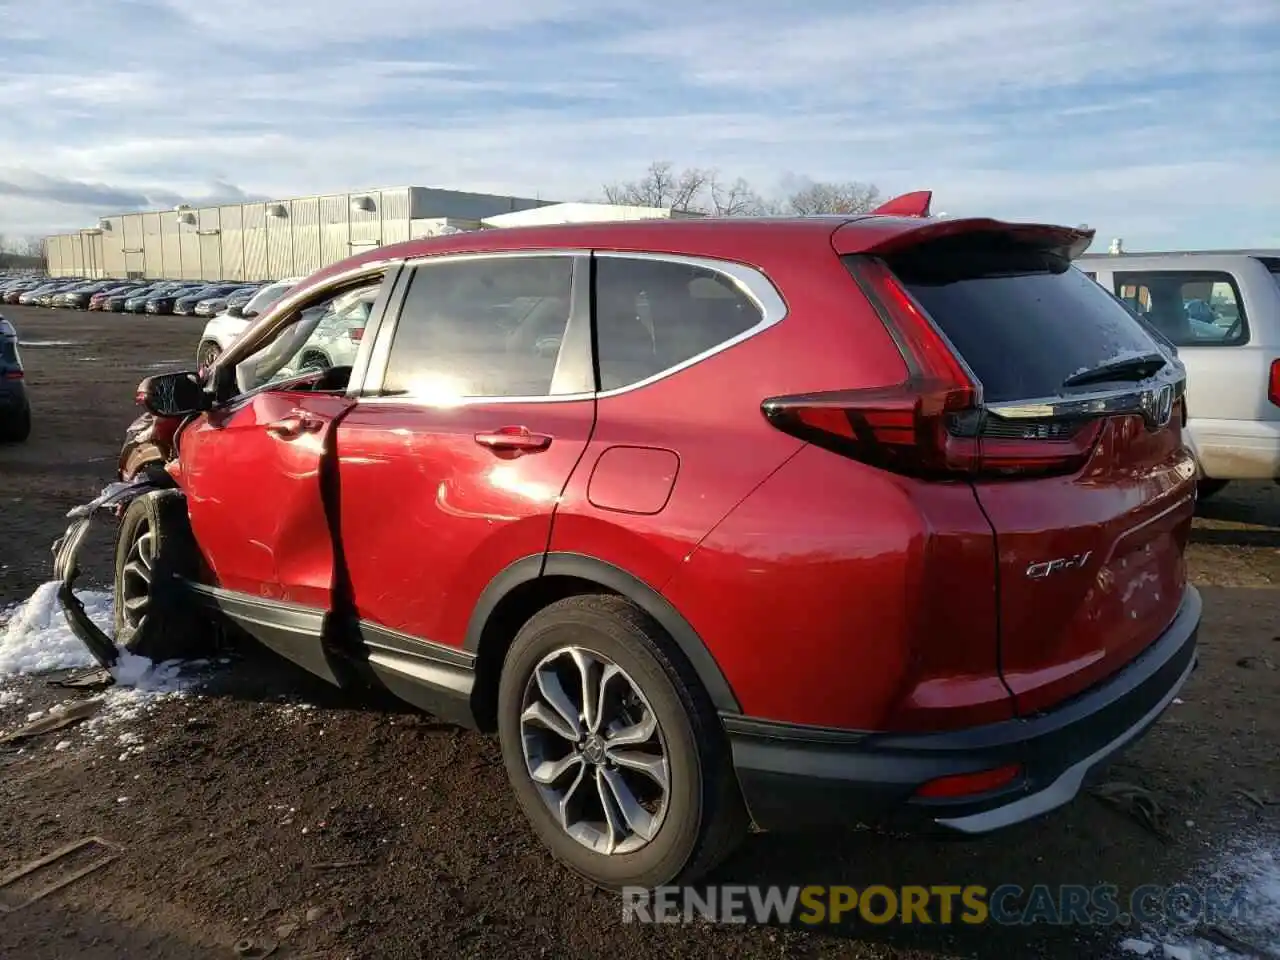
xmin=1113 ymin=271 xmax=1248 ymax=347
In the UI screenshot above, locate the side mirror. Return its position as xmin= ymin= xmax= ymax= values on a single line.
xmin=135 ymin=371 xmax=209 ymax=417
xmin=225 ymin=304 xmax=244 ymax=318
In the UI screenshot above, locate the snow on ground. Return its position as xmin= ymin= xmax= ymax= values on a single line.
xmin=1118 ymin=832 xmax=1280 ymax=959
xmin=0 ymin=582 xmax=206 ymax=747
xmin=0 ymin=580 xmax=105 ymax=676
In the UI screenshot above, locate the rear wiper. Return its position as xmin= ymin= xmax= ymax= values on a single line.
xmin=1062 ymin=352 xmax=1167 ymax=389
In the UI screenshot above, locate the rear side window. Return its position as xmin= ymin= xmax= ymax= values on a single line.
xmin=384 ymin=255 xmax=573 ymax=399
xmin=876 ymin=237 xmax=1162 ymax=403
xmin=1113 ymin=271 xmax=1247 ymax=347
xmin=0 ymin=339 xmax=17 ymax=365
xmin=594 ymin=255 xmax=761 ymax=392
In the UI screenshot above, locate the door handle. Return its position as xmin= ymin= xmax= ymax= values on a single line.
xmin=474 ymin=426 xmax=553 ymax=452
xmin=266 ymin=410 xmax=323 ymax=439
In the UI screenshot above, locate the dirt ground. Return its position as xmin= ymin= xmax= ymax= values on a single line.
xmin=1 ymin=306 xmax=1277 ymax=960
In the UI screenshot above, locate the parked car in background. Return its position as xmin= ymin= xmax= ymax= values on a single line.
xmin=143 ymin=284 xmax=205 ymax=315
xmin=174 ymin=284 xmax=244 ymax=317
xmin=195 ymin=277 xmax=301 ymax=368
xmin=51 ymin=282 xmax=104 ymax=308
xmin=0 ymin=314 xmax=30 ymax=442
xmin=20 ymin=280 xmax=80 ymax=305
xmin=193 ymin=285 xmax=259 ymax=318
xmin=77 ymin=282 xmax=137 ymax=310
xmin=124 ymin=284 xmax=181 ymax=313
xmin=1079 ymin=249 xmax=1280 ymax=497
xmin=59 ymin=203 xmax=1201 ymax=891
xmin=97 ymin=284 xmax=154 ymax=312
xmin=3 ymin=281 xmax=42 ymax=304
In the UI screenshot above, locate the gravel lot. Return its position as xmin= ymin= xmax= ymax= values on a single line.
xmin=1 ymin=306 xmax=1278 ymax=960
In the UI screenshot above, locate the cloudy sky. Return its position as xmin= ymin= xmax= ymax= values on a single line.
xmin=1 ymin=0 xmax=1277 ymax=250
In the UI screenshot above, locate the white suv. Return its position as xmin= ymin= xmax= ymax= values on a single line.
xmin=195 ymin=277 xmax=303 ymax=369
xmin=1079 ymin=250 xmax=1280 ymax=496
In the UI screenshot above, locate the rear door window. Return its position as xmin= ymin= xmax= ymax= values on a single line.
xmin=875 ymin=238 xmax=1162 ymax=403
xmin=1113 ymin=271 xmax=1247 ymax=347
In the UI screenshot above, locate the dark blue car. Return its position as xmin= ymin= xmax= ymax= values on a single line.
xmin=0 ymin=315 xmax=30 ymax=442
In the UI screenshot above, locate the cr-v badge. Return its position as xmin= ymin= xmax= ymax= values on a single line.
xmin=1026 ymin=552 xmax=1093 ymax=579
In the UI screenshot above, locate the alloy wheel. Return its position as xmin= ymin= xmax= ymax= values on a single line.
xmin=519 ymin=646 xmax=670 ymax=856
xmin=120 ymin=520 xmax=155 ymax=631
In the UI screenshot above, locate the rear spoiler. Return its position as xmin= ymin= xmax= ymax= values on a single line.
xmin=834 ymin=214 xmax=1096 ymax=261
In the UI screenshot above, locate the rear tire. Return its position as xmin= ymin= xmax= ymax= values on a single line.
xmin=0 ymin=404 xmax=30 ymax=443
xmin=496 ymin=595 xmax=748 ymax=890
xmin=113 ymin=490 xmax=213 ymax=661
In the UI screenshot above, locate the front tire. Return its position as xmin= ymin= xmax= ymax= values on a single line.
xmin=497 ymin=595 xmax=748 ymax=890
xmin=197 ymin=340 xmax=221 ymax=370
xmin=1196 ymin=477 xmax=1229 ymax=501
xmin=113 ymin=490 xmax=212 ymax=661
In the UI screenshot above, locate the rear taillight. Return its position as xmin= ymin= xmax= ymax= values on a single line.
xmin=348 ymin=327 xmax=364 ymax=342
xmin=761 ymin=257 xmax=1101 ymax=480
xmin=4 ymin=370 xmax=23 ymax=380
xmin=1269 ymin=359 xmax=1280 ymax=408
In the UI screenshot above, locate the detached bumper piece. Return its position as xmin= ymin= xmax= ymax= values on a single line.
xmin=725 ymin=584 xmax=1201 ymax=835
xmin=49 ymin=478 xmax=161 ymax=673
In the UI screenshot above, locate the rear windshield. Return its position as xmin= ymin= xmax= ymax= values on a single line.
xmin=878 ymin=235 xmax=1162 ymax=403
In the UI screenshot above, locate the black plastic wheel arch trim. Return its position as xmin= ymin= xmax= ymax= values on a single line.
xmin=464 ymin=551 xmax=741 ymax=714
xmin=49 ymin=476 xmax=172 ymax=673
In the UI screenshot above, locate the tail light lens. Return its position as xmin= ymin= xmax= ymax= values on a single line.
xmin=348 ymin=326 xmax=364 ymax=342
xmin=1269 ymin=359 xmax=1280 ymax=408
xmin=3 ymin=370 xmax=22 ymax=380
xmin=761 ymin=258 xmax=1101 ymax=480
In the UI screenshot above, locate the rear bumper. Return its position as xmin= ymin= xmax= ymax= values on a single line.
xmin=725 ymin=584 xmax=1200 ymax=834
xmin=1187 ymin=417 xmax=1280 ymax=480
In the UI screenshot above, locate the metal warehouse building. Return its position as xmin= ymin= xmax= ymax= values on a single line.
xmin=43 ymin=185 xmax=555 ymax=281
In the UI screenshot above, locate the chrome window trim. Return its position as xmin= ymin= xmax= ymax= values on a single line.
xmin=361 ymin=250 xmax=586 ymax=404
xmin=356 ymin=249 xmax=789 ymax=407
xmin=590 ymin=251 xmax=787 ymax=400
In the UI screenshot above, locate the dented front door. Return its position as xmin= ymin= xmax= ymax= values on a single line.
xmin=176 ymin=390 xmax=354 ymax=607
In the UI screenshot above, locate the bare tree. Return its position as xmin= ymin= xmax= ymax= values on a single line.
xmin=707 ymin=174 xmax=770 ymax=217
xmin=603 ymin=161 xmax=712 ymax=213
xmin=602 ymin=163 xmax=882 ymax=218
xmin=781 ymin=178 xmax=882 ymax=215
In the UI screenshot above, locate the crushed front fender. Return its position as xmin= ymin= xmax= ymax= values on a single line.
xmin=50 ymin=476 xmax=169 ymax=671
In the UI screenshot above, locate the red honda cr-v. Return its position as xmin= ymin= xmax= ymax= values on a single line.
xmin=53 ymin=193 xmax=1200 ymax=890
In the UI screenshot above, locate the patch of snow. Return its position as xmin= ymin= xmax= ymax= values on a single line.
xmin=18 ymin=340 xmax=82 ymax=347
xmin=54 ymin=740 xmax=71 ymax=751
xmin=0 ymin=688 xmax=24 ymax=707
xmin=1 ymin=582 xmax=206 ymax=741
xmin=1120 ymin=832 xmax=1280 ymax=960
xmin=0 ymin=582 xmax=109 ymax=677
xmin=1119 ymin=939 xmax=1156 ymax=956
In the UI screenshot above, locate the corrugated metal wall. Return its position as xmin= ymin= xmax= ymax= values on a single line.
xmin=267 ymin=205 xmax=293 ymax=279
xmin=36 ymin=185 xmax=547 ymax=281
xmin=243 ymin=204 xmax=267 ymax=281
xmin=220 ymin=205 xmax=244 ymax=281
xmin=124 ymin=215 xmax=145 ymax=277
xmin=320 ymin=195 xmax=349 ymax=266
xmin=142 ymin=213 xmax=164 ymax=278
xmin=101 ymin=218 xmax=125 ymax=277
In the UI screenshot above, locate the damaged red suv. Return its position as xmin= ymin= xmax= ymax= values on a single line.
xmin=53 ymin=192 xmax=1200 ymax=890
